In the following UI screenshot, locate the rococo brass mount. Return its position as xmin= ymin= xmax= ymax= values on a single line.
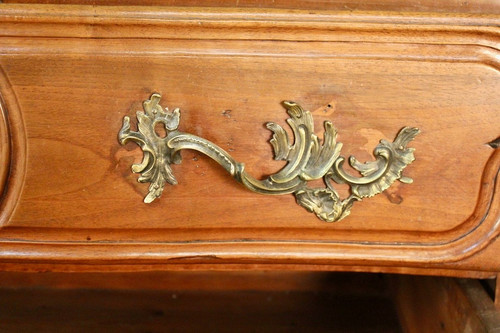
xmin=119 ymin=94 xmax=419 ymax=222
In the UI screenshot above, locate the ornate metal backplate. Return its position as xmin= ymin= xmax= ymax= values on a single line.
xmin=119 ymin=94 xmax=419 ymax=222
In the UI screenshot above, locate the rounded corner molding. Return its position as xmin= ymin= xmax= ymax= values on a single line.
xmin=118 ymin=93 xmax=419 ymax=223
xmin=0 ymin=67 xmax=27 ymax=228
xmin=0 ymin=96 xmax=10 ymax=198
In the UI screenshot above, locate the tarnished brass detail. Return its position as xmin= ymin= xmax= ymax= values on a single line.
xmin=119 ymin=93 xmax=419 ymax=222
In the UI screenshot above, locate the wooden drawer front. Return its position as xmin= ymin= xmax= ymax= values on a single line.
xmin=0 ymin=5 xmax=499 ymax=275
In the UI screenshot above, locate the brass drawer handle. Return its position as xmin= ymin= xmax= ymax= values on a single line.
xmin=119 ymin=94 xmax=419 ymax=222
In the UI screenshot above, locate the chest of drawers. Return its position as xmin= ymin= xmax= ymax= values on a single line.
xmin=0 ymin=3 xmax=499 ymax=278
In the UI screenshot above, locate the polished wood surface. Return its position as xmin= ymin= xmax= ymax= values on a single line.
xmin=0 ymin=4 xmax=498 ymax=275
xmin=3 ymin=0 xmax=499 ymax=14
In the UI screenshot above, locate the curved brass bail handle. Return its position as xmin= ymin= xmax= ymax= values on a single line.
xmin=119 ymin=93 xmax=419 ymax=223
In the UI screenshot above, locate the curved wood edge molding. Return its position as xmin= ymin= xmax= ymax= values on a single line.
xmin=0 ymin=97 xmax=9 ymax=200
xmin=119 ymin=93 xmax=419 ymax=223
xmin=0 ymin=67 xmax=27 ymax=228
xmin=0 ymin=136 xmax=496 ymax=267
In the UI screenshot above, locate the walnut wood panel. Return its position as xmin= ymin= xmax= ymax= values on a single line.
xmin=0 ymin=5 xmax=498 ymax=275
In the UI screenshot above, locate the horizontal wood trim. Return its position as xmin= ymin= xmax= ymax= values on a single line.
xmin=3 ymin=0 xmax=500 ymax=15
xmin=0 ymin=5 xmax=498 ymax=46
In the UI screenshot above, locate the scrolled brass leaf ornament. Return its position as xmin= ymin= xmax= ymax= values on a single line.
xmin=119 ymin=93 xmax=419 ymax=222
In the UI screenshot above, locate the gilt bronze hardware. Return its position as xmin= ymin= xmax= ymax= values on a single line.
xmin=119 ymin=94 xmax=419 ymax=222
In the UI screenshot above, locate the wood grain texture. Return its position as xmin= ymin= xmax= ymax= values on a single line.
xmin=0 ymin=94 xmax=9 ymax=200
xmin=0 ymin=67 xmax=26 ymax=229
xmin=2 ymin=0 xmax=499 ymax=14
xmin=496 ymin=274 xmax=500 ymax=310
xmin=0 ymin=5 xmax=498 ymax=275
xmin=391 ymin=275 xmax=500 ymax=333
xmin=0 ymin=271 xmax=385 ymax=291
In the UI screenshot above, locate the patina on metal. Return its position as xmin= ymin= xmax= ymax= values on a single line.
xmin=119 ymin=93 xmax=419 ymax=222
